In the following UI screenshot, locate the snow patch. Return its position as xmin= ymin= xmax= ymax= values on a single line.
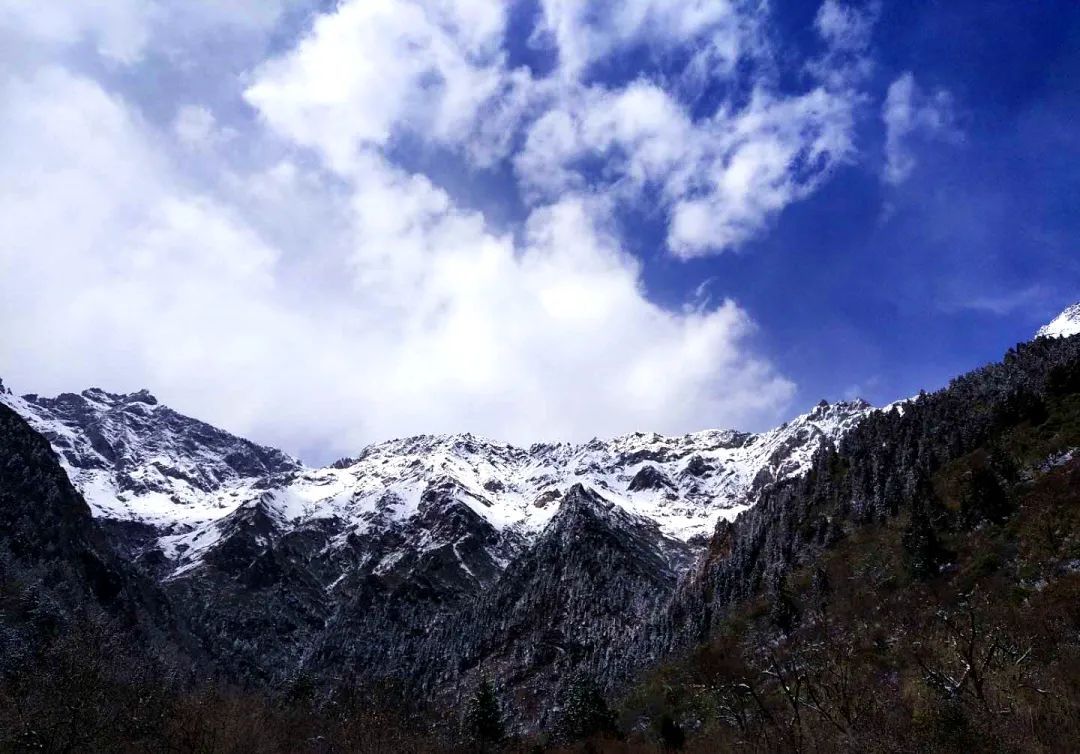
xmin=1036 ymin=303 xmax=1080 ymax=339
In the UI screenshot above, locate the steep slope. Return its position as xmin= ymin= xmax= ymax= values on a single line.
xmin=1036 ymin=301 xmax=1080 ymax=338
xmin=164 ymin=476 xmax=529 ymax=685
xmin=0 ymin=376 xmax=873 ymax=586
xmin=616 ymin=332 xmax=1080 ymax=752
xmin=0 ymin=377 xmax=876 ymax=701
xmin=0 ymin=402 xmax=444 ymax=751
xmin=431 ymin=484 xmax=694 ymax=727
xmin=155 ymin=398 xmax=874 ymax=580
xmin=656 ymin=331 xmax=1080 ymax=658
xmin=0 ymin=381 xmax=300 ymax=531
xmin=0 ymin=402 xmax=185 ymax=675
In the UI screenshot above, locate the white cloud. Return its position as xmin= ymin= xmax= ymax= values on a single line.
xmin=0 ymin=0 xmax=304 ymax=65
xmin=941 ymin=284 xmax=1051 ymax=316
xmin=0 ymin=0 xmax=891 ymax=458
xmin=0 ymin=0 xmax=154 ymax=63
xmin=515 ymin=82 xmax=856 ymax=257
xmin=173 ymin=104 xmax=225 ymax=147
xmin=172 ymin=0 xmax=303 ymax=33
xmin=667 ymin=87 xmax=857 ymax=256
xmin=533 ymin=0 xmax=762 ymax=81
xmin=244 ymin=0 xmax=528 ymax=171
xmin=339 ymin=167 xmax=797 ymax=443
xmin=249 ymin=0 xmax=867 ymax=256
xmin=882 ymin=71 xmax=958 ymax=185
xmin=807 ymin=0 xmax=877 ymax=89
xmin=0 ymin=63 xmax=794 ymax=460
xmin=814 ymin=0 xmax=876 ymax=52
xmin=526 ymin=1 xmax=863 ymax=255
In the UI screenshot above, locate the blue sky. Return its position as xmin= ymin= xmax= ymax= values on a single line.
xmin=689 ymin=0 xmax=1080 ymax=410
xmin=0 ymin=0 xmax=1077 ymax=462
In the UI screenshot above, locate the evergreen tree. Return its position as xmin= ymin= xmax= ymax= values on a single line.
xmin=657 ymin=713 xmax=686 ymax=749
xmin=902 ymin=501 xmax=945 ymax=579
xmin=883 ymin=474 xmax=903 ymax=517
xmin=463 ymin=678 xmax=504 ymax=749
xmin=768 ymin=573 xmax=799 ymax=633
xmin=556 ymin=675 xmax=619 ymax=743
xmin=960 ymin=465 xmax=1012 ymax=525
xmin=811 ymin=565 xmax=832 ymax=615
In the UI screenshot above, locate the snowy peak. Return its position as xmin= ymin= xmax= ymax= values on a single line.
xmin=1036 ymin=302 xmax=1080 ymax=339
xmin=0 ymin=382 xmax=301 ymax=528
xmin=153 ymin=397 xmax=876 ymax=577
xmin=0 ymin=378 xmax=877 ymax=581
xmin=552 ymin=483 xmax=635 ymax=529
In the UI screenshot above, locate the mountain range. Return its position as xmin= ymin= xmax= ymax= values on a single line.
xmin=0 ymin=381 xmax=872 ymax=570
xmin=0 ymin=371 xmax=874 ymax=715
xmin=1 ymin=301 xmax=1078 ymax=750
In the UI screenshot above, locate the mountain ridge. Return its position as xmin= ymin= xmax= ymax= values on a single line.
xmin=0 ymin=381 xmax=875 ymax=580
xmin=0 ymin=303 xmax=1078 ymax=746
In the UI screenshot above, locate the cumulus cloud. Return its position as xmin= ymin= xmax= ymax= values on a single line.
xmin=814 ymin=0 xmax=877 ymax=52
xmin=252 ymin=0 xmax=867 ymax=256
xmin=0 ymin=64 xmax=794 ymax=459
xmin=808 ymin=0 xmax=877 ymax=89
xmin=173 ymin=104 xmax=236 ymax=149
xmin=0 ymin=0 xmax=153 ymax=63
xmin=513 ymin=81 xmax=856 ymax=258
xmin=882 ymin=71 xmax=958 ymax=185
xmin=667 ymin=88 xmax=856 ymax=255
xmin=532 ymin=0 xmax=765 ymax=81
xmin=526 ymin=0 xmax=864 ymax=256
xmin=0 ymin=0 xmax=892 ymax=459
xmin=245 ymin=0 xmax=531 ymax=170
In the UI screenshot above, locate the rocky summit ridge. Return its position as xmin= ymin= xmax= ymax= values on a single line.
xmin=0 ymin=383 xmax=874 ymax=580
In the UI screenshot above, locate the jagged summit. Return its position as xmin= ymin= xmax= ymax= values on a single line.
xmin=0 ymin=382 xmax=300 ymax=528
xmin=0 ymin=381 xmax=876 ymax=582
xmin=78 ymin=386 xmax=158 ymax=405
xmin=1036 ymin=302 xmax=1080 ymax=339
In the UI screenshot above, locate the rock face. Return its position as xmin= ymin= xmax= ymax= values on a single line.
xmin=0 ymin=403 xmax=183 ymax=670
xmin=0 ymin=383 xmax=874 ymax=570
xmin=433 ymin=485 xmax=694 ymax=725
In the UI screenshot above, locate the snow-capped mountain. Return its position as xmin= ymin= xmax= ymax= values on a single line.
xmin=1036 ymin=302 xmax=1080 ymax=339
xmin=0 ymin=380 xmax=300 ymax=529
xmin=0 ymin=377 xmax=873 ymax=580
xmin=5 ymin=311 xmax=1080 ymax=739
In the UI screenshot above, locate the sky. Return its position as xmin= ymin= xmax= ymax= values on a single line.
xmin=0 ymin=0 xmax=1077 ymax=463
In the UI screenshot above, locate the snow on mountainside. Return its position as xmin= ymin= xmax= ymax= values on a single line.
xmin=0 ymin=376 xmax=874 ymax=578
xmin=0 ymin=380 xmax=300 ymax=528
xmin=1036 ymin=302 xmax=1080 ymax=339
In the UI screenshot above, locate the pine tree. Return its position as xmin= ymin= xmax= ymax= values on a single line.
xmin=657 ymin=713 xmax=686 ymax=749
xmin=902 ymin=501 xmax=945 ymax=579
xmin=767 ymin=573 xmax=799 ymax=633
xmin=960 ymin=463 xmax=1012 ymax=525
xmin=556 ymin=675 xmax=619 ymax=743
xmin=463 ymin=678 xmax=504 ymax=749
